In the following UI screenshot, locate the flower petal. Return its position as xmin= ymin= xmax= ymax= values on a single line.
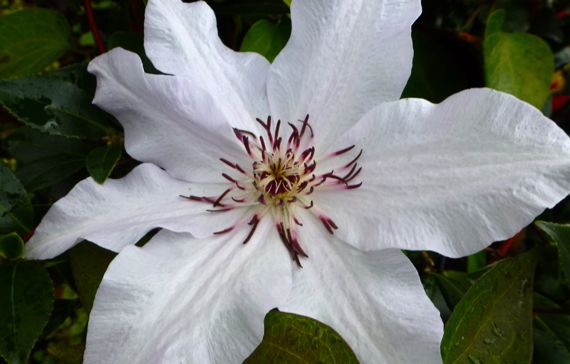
xmin=317 ymin=88 xmax=570 ymax=257
xmin=88 ymin=48 xmax=252 ymax=183
xmin=144 ymin=0 xmax=269 ymax=126
xmin=281 ymin=211 xmax=443 ymax=363
xmin=84 ymin=225 xmax=292 ymax=364
xmin=25 ymin=163 xmax=241 ymax=259
xmin=267 ymin=0 xmax=420 ymax=150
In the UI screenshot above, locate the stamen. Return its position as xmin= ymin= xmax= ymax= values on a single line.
xmin=180 ymin=195 xmax=218 ymax=205
xmin=332 ymin=145 xmax=355 ymax=156
xmin=301 ymin=200 xmax=314 ymax=209
xmin=299 ymin=114 xmax=313 ymax=138
xmin=242 ymin=215 xmax=259 ymax=244
xmin=213 ymin=188 xmax=232 ymax=207
xmin=320 ymin=216 xmax=338 ymax=235
xmin=207 ymin=207 xmax=234 ymax=213
xmin=273 ymin=120 xmax=281 ymax=150
xmin=196 ymin=115 xmax=362 ymax=266
xmin=213 ymin=226 xmax=233 ymax=235
xmin=345 ymin=149 xmax=363 ymax=169
xmin=222 ymin=173 xmax=246 ymax=190
xmin=346 ymin=182 xmax=363 ymax=189
xmin=243 ymin=136 xmax=252 ymax=156
xmin=344 ymin=167 xmax=362 ymax=183
xmin=219 ymin=158 xmax=247 ymax=175
xmin=233 ymin=128 xmax=257 ymax=140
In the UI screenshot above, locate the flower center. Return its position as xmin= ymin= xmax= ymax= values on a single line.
xmin=253 ymin=146 xmax=314 ymax=206
xmin=181 ymin=115 xmax=362 ymax=266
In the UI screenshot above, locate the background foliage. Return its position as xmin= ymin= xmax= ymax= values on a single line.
xmin=1 ymin=0 xmax=570 ymax=363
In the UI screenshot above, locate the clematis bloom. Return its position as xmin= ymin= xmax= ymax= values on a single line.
xmin=25 ymin=0 xmax=570 ymax=363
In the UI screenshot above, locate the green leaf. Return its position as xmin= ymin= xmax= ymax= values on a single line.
xmin=0 ymin=9 xmax=71 ymax=79
xmin=0 ymin=163 xmax=33 ymax=235
xmin=241 ymin=19 xmax=291 ymax=62
xmin=0 ymin=65 xmax=117 ymax=140
xmin=441 ymin=251 xmax=536 ymax=364
xmin=484 ymin=10 xmax=554 ymax=109
xmin=0 ymin=233 xmax=24 ymax=260
xmin=533 ymin=294 xmax=570 ymax=363
xmin=245 ymin=310 xmax=358 ymax=363
xmin=86 ymin=145 xmax=122 ymax=184
xmin=0 ymin=261 xmax=54 ymax=364
xmin=432 ymin=271 xmax=472 ymax=309
xmin=535 ymin=221 xmax=570 ymax=287
xmin=7 ymin=129 xmax=93 ymax=191
xmin=422 ymin=274 xmax=452 ymax=321
xmin=69 ymin=242 xmax=116 ymax=312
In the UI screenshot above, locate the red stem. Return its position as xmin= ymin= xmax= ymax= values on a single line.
xmin=83 ymin=0 xmax=106 ymax=54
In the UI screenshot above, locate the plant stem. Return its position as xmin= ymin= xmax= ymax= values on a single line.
xmin=83 ymin=0 xmax=106 ymax=54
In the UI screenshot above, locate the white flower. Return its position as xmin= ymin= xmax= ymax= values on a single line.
xmin=25 ymin=0 xmax=570 ymax=363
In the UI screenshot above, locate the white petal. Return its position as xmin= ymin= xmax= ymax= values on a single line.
xmin=316 ymin=88 xmax=570 ymax=257
xmin=88 ymin=48 xmax=252 ymax=183
xmin=267 ymin=0 xmax=420 ymax=150
xmin=25 ymin=163 xmax=242 ymax=259
xmin=281 ymin=211 xmax=443 ymax=364
xmin=144 ymin=0 xmax=269 ymax=127
xmin=85 ymin=224 xmax=292 ymax=364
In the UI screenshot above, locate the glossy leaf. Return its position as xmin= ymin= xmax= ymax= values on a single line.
xmin=245 ymin=310 xmax=358 ymax=363
xmin=0 ymin=261 xmax=54 ymax=363
xmin=69 ymin=242 xmax=116 ymax=312
xmin=535 ymin=221 xmax=570 ymax=286
xmin=441 ymin=251 xmax=536 ymax=364
xmin=432 ymin=271 xmax=471 ymax=309
xmin=484 ymin=10 xmax=554 ymax=109
xmin=86 ymin=145 xmax=122 ymax=184
xmin=422 ymin=274 xmax=452 ymax=321
xmin=241 ymin=19 xmax=291 ymax=62
xmin=7 ymin=129 xmax=93 ymax=191
xmin=0 ymin=163 xmax=33 ymax=235
xmin=0 ymin=233 xmax=24 ymax=260
xmin=0 ymin=9 xmax=70 ymax=79
xmin=533 ymin=294 xmax=570 ymax=363
xmin=0 ymin=66 xmax=117 ymax=140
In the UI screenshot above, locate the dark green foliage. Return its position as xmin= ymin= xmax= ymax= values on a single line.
xmin=86 ymin=145 xmax=122 ymax=184
xmin=441 ymin=251 xmax=536 ymax=364
xmin=0 ymin=164 xmax=32 ymax=235
xmin=6 ymin=129 xmax=93 ymax=192
xmin=69 ymin=242 xmax=116 ymax=312
xmin=535 ymin=221 xmax=570 ymax=287
xmin=0 ymin=66 xmax=117 ymax=140
xmin=0 ymin=262 xmax=54 ymax=364
xmin=0 ymin=233 xmax=24 ymax=261
xmin=0 ymin=9 xmax=71 ymax=79
xmin=245 ymin=310 xmax=359 ymax=363
xmin=533 ymin=294 xmax=570 ymax=363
